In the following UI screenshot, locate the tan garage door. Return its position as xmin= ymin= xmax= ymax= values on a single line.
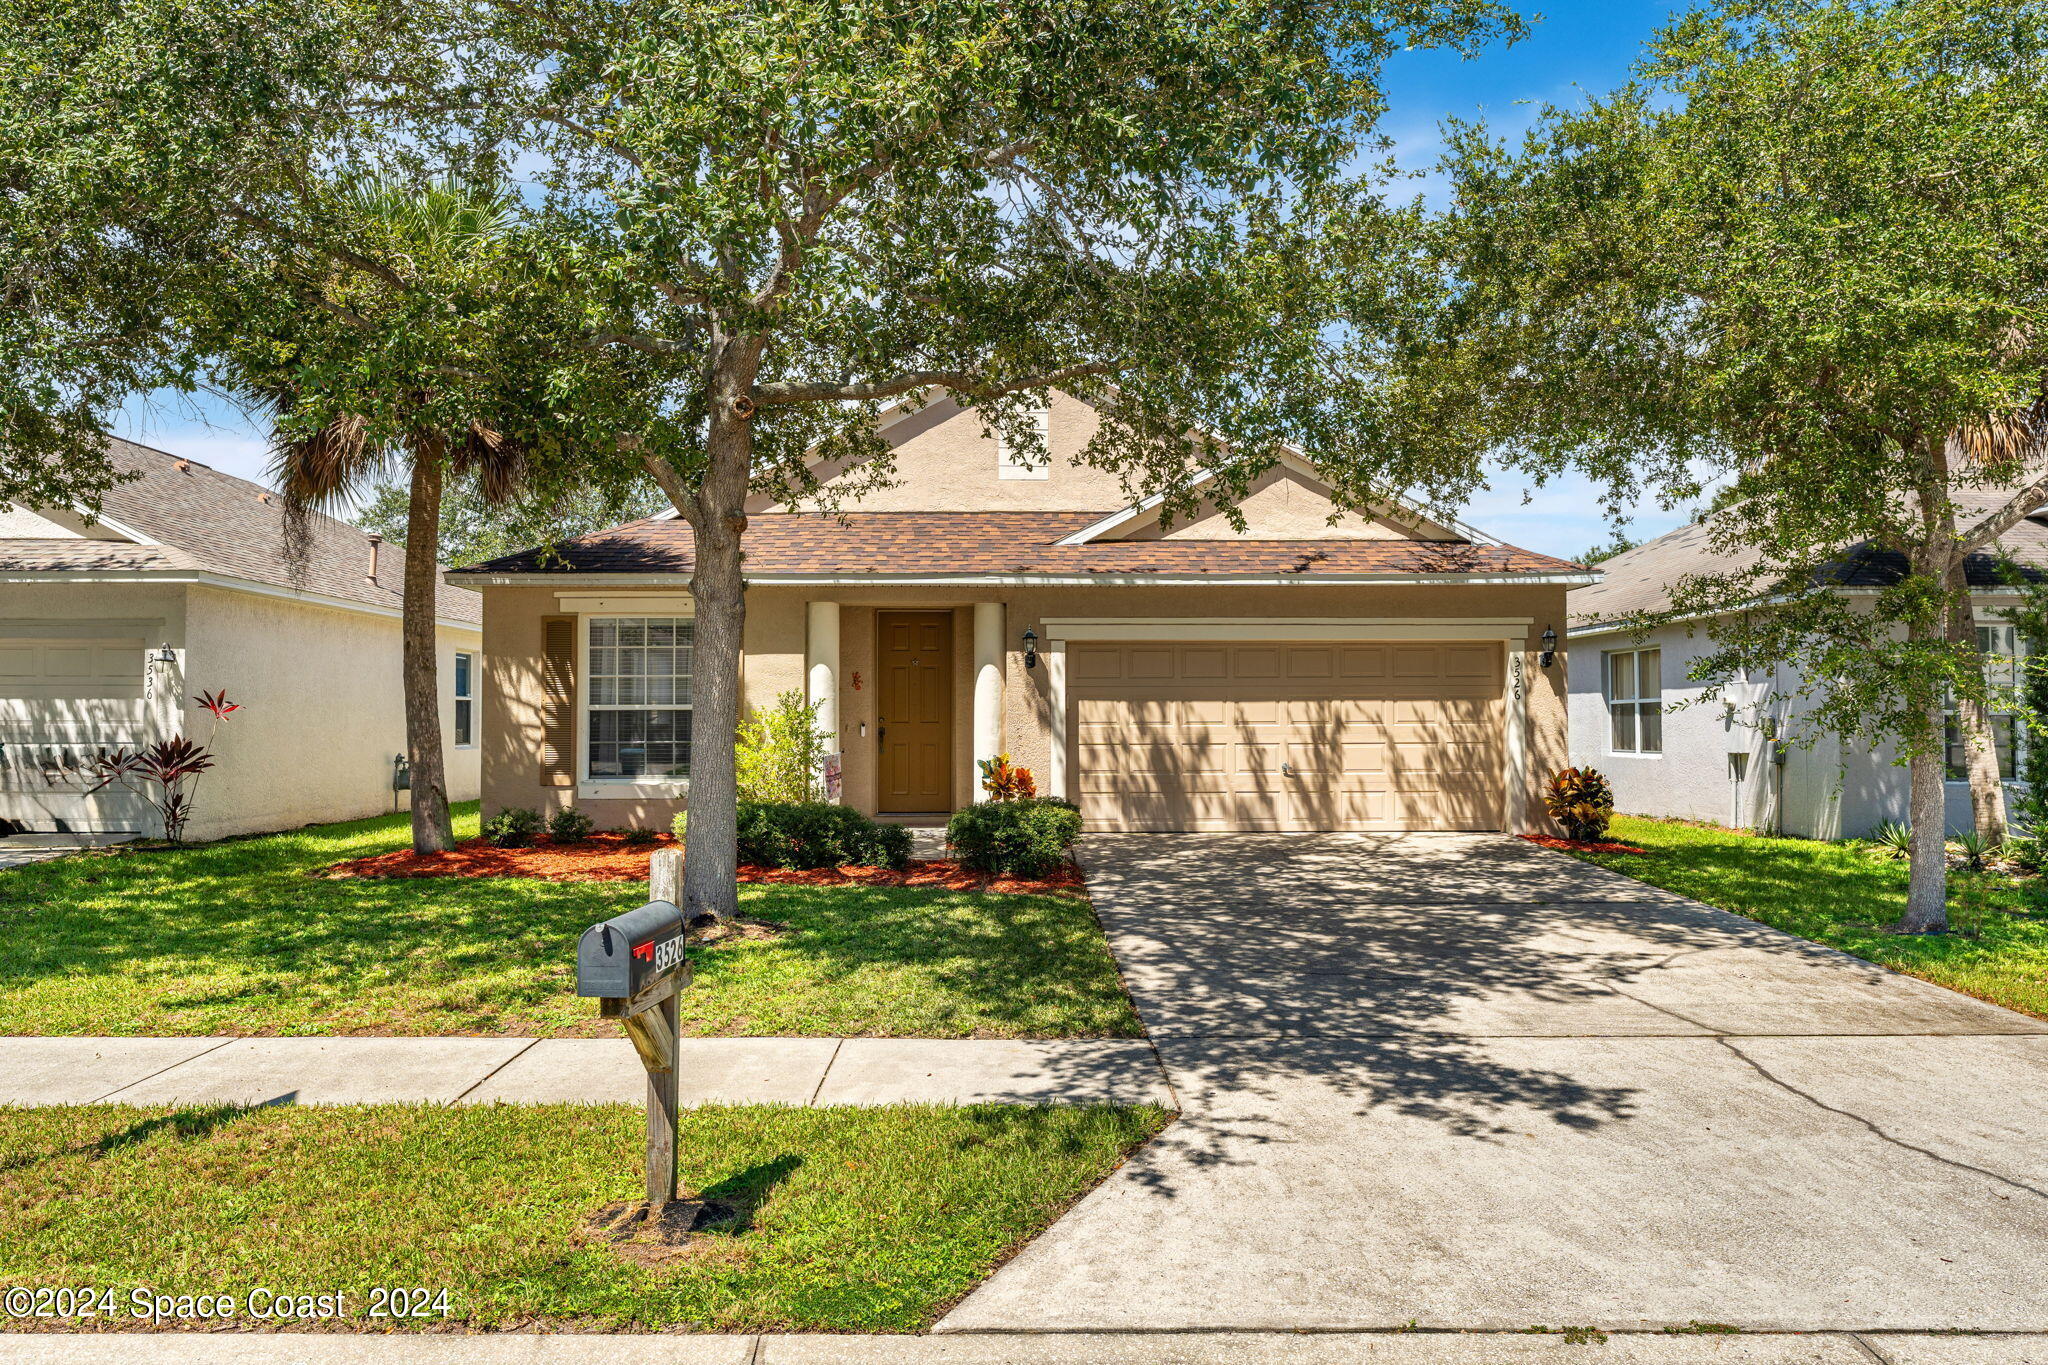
xmin=1071 ymin=640 xmax=1504 ymax=832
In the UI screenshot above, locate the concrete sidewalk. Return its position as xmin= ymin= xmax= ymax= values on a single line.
xmin=0 ymin=1036 xmax=1172 ymax=1109
xmin=4 ymin=1331 xmax=2044 ymax=1364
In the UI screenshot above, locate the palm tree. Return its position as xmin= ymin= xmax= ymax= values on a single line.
xmin=257 ymin=177 xmax=528 ymax=853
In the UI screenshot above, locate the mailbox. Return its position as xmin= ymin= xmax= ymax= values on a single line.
xmin=577 ymin=900 xmax=689 ymax=1002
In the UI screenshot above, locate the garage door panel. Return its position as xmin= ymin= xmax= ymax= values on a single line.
xmin=1072 ymin=639 xmax=1505 ymax=833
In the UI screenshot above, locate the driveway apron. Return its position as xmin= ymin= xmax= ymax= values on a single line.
xmin=940 ymin=833 xmax=2048 ymax=1334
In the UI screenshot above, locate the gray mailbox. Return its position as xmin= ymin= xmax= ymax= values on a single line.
xmin=576 ymin=900 xmax=693 ymax=1213
xmin=577 ymin=900 xmax=689 ymax=1003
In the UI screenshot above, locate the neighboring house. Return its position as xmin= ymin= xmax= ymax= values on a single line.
xmin=451 ymin=391 xmax=1592 ymax=834
xmin=1567 ymin=497 xmax=2044 ymax=839
xmin=0 ymin=439 xmax=483 ymax=841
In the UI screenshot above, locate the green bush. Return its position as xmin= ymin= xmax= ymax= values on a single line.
xmin=735 ymin=801 xmax=911 ymax=870
xmin=670 ymin=811 xmax=688 ymax=841
xmin=618 ymin=826 xmax=660 ymax=847
xmin=946 ymin=798 xmax=1081 ymax=877
xmin=482 ymin=806 xmax=543 ymax=848
xmin=546 ymin=807 xmax=596 ymax=844
xmin=737 ymin=690 xmax=833 ymax=803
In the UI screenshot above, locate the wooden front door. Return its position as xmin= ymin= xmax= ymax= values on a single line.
xmin=877 ymin=611 xmax=954 ymax=812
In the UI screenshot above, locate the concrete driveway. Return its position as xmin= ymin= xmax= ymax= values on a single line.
xmin=941 ymin=833 xmax=2048 ymax=1336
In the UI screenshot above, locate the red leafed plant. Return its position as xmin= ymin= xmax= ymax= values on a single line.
xmin=977 ymin=753 xmax=1038 ymax=801
xmin=88 ymin=691 xmax=241 ymax=842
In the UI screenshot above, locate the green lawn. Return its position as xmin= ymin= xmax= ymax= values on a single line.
xmin=0 ymin=1101 xmax=1167 ymax=1332
xmin=0 ymin=806 xmax=1141 ymax=1038
xmin=1565 ymin=814 xmax=2048 ymax=1021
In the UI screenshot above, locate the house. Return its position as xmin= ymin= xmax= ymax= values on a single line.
xmin=451 ymin=392 xmax=1593 ymax=834
xmin=1567 ymin=497 xmax=2044 ymax=839
xmin=0 ymin=438 xmax=483 ymax=841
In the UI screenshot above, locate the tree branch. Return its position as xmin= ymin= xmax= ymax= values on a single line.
xmin=753 ymin=360 xmax=1113 ymax=407
xmin=219 ymin=203 xmax=410 ymax=293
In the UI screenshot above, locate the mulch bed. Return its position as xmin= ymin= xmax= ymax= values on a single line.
xmin=314 ymin=831 xmax=1085 ymax=896
xmin=1520 ymin=833 xmax=1649 ymax=855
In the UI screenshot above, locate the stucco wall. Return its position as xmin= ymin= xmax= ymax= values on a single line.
xmin=180 ymin=585 xmax=481 ymax=841
xmin=1568 ymin=616 xmax=2015 ymax=840
xmin=757 ymin=390 xmax=1131 ymax=514
xmin=482 ymin=580 xmax=1571 ymax=832
xmin=1126 ymin=466 xmax=1422 ymax=541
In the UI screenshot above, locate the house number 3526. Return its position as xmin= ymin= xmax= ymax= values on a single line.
xmin=1510 ymin=652 xmax=1525 ymax=702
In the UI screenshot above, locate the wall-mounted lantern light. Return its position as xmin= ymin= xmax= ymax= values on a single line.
xmin=152 ymin=643 xmax=176 ymax=667
xmin=1539 ymin=626 xmax=1558 ymax=669
xmin=1022 ymin=628 xmax=1039 ymax=670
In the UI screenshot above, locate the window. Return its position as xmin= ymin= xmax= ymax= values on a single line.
xmin=452 ymin=652 xmax=475 ymax=748
xmin=1604 ymin=647 xmax=1662 ymax=754
xmin=996 ymin=401 xmax=1052 ymax=480
xmin=1945 ymin=625 xmax=2021 ymax=781
xmin=586 ymin=617 xmax=693 ymax=779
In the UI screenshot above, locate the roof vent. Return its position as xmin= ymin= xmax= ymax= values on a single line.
xmin=366 ymin=533 xmax=382 ymax=583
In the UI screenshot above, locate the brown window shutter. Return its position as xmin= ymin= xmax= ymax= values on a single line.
xmin=540 ymin=615 xmax=576 ymax=787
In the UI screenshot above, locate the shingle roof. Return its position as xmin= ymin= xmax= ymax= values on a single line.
xmin=1 ymin=439 xmax=480 ymax=624
xmin=455 ymin=511 xmax=1585 ymax=580
xmin=1571 ymin=492 xmax=2048 ymax=631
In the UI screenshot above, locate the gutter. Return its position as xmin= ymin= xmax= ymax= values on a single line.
xmin=450 ymin=570 xmax=1602 ymax=589
xmin=0 ymin=569 xmax=482 ymax=634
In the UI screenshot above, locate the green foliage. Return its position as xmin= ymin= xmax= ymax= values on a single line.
xmin=354 ymin=474 xmax=659 ymax=569
xmin=1950 ymin=827 xmax=1994 ymax=872
xmin=1542 ymin=767 xmax=1614 ymax=842
xmin=670 ymin=811 xmax=688 ymax=841
xmin=617 ymin=826 xmax=659 ymax=847
xmin=947 ymin=798 xmax=1082 ymax=877
xmin=736 ymin=691 xmax=832 ymax=805
xmin=481 ymin=806 xmax=542 ymax=848
xmin=735 ymin=801 xmax=911 ymax=871
xmin=1578 ymin=535 xmax=1637 ymax=566
xmin=1868 ymin=821 xmax=1915 ymax=861
xmin=1423 ymin=0 xmax=2048 ymax=927
xmin=544 ymin=807 xmax=594 ymax=844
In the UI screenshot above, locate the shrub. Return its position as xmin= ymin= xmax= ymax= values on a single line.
xmin=546 ymin=807 xmax=595 ymax=844
xmin=483 ymin=806 xmax=543 ymax=848
xmin=618 ymin=826 xmax=660 ymax=847
xmin=670 ymin=811 xmax=688 ymax=841
xmin=1542 ymin=767 xmax=1614 ymax=842
xmin=947 ymin=797 xmax=1081 ymax=877
xmin=735 ymin=800 xmax=911 ymax=870
xmin=1868 ymin=819 xmax=1914 ymax=860
xmin=977 ymin=753 xmax=1037 ymax=801
xmin=737 ymin=690 xmax=833 ymax=803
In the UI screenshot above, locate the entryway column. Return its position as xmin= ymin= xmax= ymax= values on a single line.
xmin=972 ymin=602 xmax=1004 ymax=796
xmin=807 ymin=601 xmax=841 ymax=748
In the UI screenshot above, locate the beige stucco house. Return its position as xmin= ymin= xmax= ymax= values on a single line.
xmin=0 ymin=439 xmax=482 ymax=841
xmin=453 ymin=393 xmax=1591 ymax=834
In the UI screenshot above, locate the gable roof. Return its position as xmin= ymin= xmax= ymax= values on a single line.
xmin=1570 ymin=492 xmax=2048 ymax=633
xmin=0 ymin=437 xmax=481 ymax=625
xmin=453 ymin=510 xmax=1586 ymax=583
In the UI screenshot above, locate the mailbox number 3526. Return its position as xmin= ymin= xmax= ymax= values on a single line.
xmin=650 ymin=937 xmax=687 ymax=973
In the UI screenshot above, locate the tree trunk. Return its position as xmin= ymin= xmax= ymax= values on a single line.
xmin=403 ymin=448 xmax=456 ymax=854
xmin=1898 ymin=726 xmax=1951 ymax=932
xmin=1949 ymin=594 xmax=2007 ymax=845
xmin=675 ymin=370 xmax=758 ymax=924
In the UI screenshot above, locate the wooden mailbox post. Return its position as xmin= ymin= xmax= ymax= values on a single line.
xmin=577 ymin=901 xmax=692 ymax=1210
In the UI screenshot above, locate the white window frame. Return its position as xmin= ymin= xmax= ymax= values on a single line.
xmin=579 ymin=615 xmax=694 ymax=790
xmin=1604 ymin=646 xmax=1663 ymax=756
xmin=1944 ymin=624 xmax=2023 ymax=784
xmin=996 ymin=400 xmax=1052 ymax=480
xmin=451 ymin=651 xmax=476 ymax=749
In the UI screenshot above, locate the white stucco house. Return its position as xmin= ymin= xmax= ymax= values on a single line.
xmin=0 ymin=438 xmax=482 ymax=842
xmin=1567 ymin=497 xmax=2040 ymax=840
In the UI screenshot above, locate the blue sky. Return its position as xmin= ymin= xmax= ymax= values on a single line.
xmin=112 ymin=0 xmax=1697 ymax=561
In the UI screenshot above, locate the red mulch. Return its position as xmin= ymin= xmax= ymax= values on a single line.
xmin=315 ymin=831 xmax=1085 ymax=896
xmin=1520 ymin=833 xmax=1649 ymax=855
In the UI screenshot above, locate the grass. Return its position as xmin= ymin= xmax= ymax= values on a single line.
xmin=1565 ymin=814 xmax=2048 ymax=1020
xmin=0 ymin=805 xmax=1142 ymax=1038
xmin=0 ymin=1101 xmax=1168 ymax=1332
